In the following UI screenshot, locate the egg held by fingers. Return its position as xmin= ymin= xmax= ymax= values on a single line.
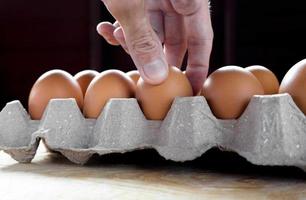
xmin=136 ymin=66 xmax=193 ymax=120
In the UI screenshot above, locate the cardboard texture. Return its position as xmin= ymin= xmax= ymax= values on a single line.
xmin=0 ymin=94 xmax=305 ymax=171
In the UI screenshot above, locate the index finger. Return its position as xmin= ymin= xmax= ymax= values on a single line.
xmin=171 ymin=0 xmax=213 ymax=94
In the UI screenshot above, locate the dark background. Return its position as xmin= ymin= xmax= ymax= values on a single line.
xmin=1 ymin=0 xmax=306 ymax=108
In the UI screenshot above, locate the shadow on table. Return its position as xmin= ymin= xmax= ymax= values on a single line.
xmin=1 ymin=147 xmax=306 ymax=185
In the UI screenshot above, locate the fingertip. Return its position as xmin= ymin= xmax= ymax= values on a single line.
xmin=96 ymin=22 xmax=111 ymax=35
xmin=139 ymin=59 xmax=169 ymax=85
xmin=96 ymin=22 xmax=120 ymax=45
xmin=113 ymin=27 xmax=130 ymax=53
xmin=113 ymin=27 xmax=125 ymax=42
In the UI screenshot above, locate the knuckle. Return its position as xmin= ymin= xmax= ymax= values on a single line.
xmin=189 ymin=37 xmax=211 ymax=48
xmin=131 ymin=31 xmax=159 ymax=54
xmin=166 ymin=37 xmax=185 ymax=46
xmin=170 ymin=0 xmax=201 ymax=16
xmin=128 ymin=30 xmax=162 ymax=64
xmin=165 ymin=37 xmax=187 ymax=50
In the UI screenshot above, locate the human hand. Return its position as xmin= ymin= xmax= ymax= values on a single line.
xmin=97 ymin=0 xmax=213 ymax=94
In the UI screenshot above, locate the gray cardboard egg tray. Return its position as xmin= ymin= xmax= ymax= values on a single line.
xmin=0 ymin=93 xmax=305 ymax=171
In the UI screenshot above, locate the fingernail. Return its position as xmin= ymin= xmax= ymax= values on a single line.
xmin=143 ymin=59 xmax=168 ymax=84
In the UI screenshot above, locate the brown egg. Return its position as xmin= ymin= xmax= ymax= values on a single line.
xmin=245 ymin=65 xmax=279 ymax=94
xmin=74 ymin=70 xmax=99 ymax=96
xmin=29 ymin=69 xmax=83 ymax=120
xmin=126 ymin=70 xmax=140 ymax=84
xmin=83 ymin=70 xmax=135 ymax=118
xmin=202 ymin=66 xmax=264 ymax=119
xmin=136 ymin=66 xmax=193 ymax=120
xmin=279 ymin=59 xmax=306 ymax=115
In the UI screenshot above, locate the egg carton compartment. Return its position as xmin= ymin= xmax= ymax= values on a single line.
xmin=0 ymin=94 xmax=305 ymax=171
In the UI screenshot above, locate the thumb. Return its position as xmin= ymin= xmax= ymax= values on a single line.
xmin=102 ymin=0 xmax=168 ymax=84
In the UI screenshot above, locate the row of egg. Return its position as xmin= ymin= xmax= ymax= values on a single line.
xmin=28 ymin=66 xmax=191 ymax=120
xmin=28 ymin=59 xmax=306 ymax=121
xmin=205 ymin=61 xmax=306 ymax=118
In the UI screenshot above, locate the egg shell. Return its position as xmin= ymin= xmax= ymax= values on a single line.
xmin=74 ymin=70 xmax=99 ymax=97
xmin=203 ymin=66 xmax=264 ymax=119
xmin=279 ymin=59 xmax=306 ymax=115
xmin=246 ymin=65 xmax=280 ymax=94
xmin=126 ymin=70 xmax=140 ymax=85
xmin=83 ymin=70 xmax=135 ymax=118
xmin=28 ymin=69 xmax=83 ymax=120
xmin=136 ymin=66 xmax=193 ymax=120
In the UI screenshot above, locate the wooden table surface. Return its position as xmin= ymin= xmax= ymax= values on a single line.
xmin=0 ymin=144 xmax=306 ymax=200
